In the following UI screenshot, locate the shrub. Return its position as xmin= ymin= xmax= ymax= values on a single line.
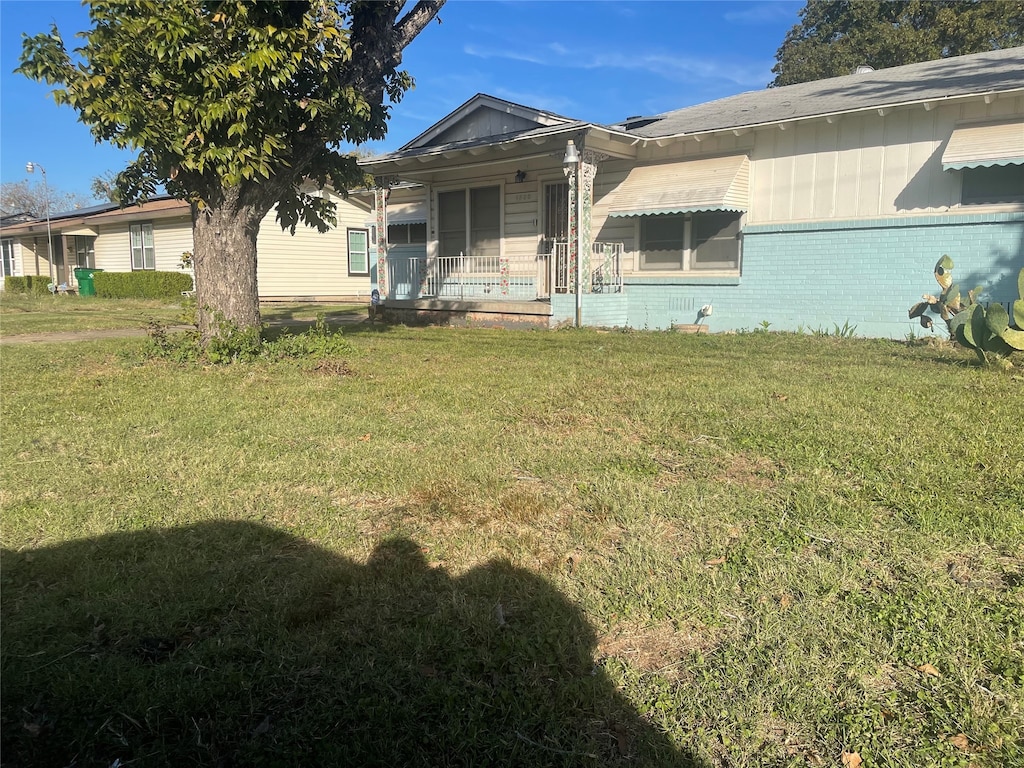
xmin=93 ymin=271 xmax=194 ymax=299
xmin=4 ymin=275 xmax=54 ymax=296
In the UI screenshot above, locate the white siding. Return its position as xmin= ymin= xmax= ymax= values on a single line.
xmin=257 ymin=191 xmax=374 ymax=300
xmin=747 ymin=94 xmax=1024 ymax=224
xmin=153 ymin=216 xmax=194 ymax=271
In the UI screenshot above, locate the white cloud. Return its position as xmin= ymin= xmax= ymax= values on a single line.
xmin=462 ymin=41 xmax=771 ymax=89
xmin=723 ymin=2 xmax=799 ymax=25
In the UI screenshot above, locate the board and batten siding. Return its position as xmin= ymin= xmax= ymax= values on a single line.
xmin=257 ymin=192 xmax=373 ymax=300
xmin=748 ymin=95 xmax=1024 ymax=224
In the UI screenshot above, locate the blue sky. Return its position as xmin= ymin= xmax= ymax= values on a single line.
xmin=1 ymin=0 xmax=803 ymax=201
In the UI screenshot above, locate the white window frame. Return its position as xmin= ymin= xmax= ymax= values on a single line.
xmin=347 ymin=228 xmax=370 ymax=276
xmin=1 ymin=238 xmax=16 ymax=278
xmin=636 ymin=211 xmax=742 ymax=274
xmin=130 ymin=222 xmax=156 ymax=271
xmin=434 ymin=183 xmax=503 ymax=260
xmin=74 ymin=236 xmax=96 ymax=269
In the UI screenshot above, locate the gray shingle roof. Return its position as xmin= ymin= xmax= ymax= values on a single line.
xmin=618 ymin=46 xmax=1024 ymax=138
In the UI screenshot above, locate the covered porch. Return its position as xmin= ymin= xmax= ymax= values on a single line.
xmin=386 ymin=240 xmax=624 ymax=302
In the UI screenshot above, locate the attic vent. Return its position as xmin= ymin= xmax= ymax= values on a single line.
xmin=621 ymin=116 xmax=659 ymax=130
xmin=855 ymin=65 xmax=875 ymax=74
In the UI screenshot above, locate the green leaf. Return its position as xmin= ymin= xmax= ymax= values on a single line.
xmin=986 ymin=303 xmax=1010 ymax=337
xmin=1000 ymin=327 xmax=1024 ymax=352
xmin=1013 ymin=299 xmax=1024 ymax=330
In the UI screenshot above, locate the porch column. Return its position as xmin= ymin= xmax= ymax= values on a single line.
xmin=566 ymin=161 xmax=578 ymax=295
xmin=373 ymin=181 xmax=389 ymax=299
xmin=579 ymin=150 xmax=608 ymax=294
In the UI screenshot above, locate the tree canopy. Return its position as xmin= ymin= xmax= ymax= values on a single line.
xmin=18 ymin=0 xmax=444 ymax=339
xmin=771 ymin=0 xmax=1024 ymax=86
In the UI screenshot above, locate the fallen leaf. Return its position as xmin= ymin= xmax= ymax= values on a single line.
xmin=778 ymin=594 xmax=793 ymax=609
xmin=948 ymin=733 xmax=970 ymax=752
xmin=842 ymin=751 xmax=862 ymax=768
xmin=917 ymin=663 xmax=941 ymax=677
xmin=252 ymin=715 xmax=271 ymax=736
xmin=358 ymin=433 xmax=371 ymax=442
xmin=22 ymin=723 xmax=41 ymax=737
xmin=705 ymin=556 xmax=726 ymax=566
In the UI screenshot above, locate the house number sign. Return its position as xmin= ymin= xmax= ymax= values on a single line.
xmin=510 ymin=192 xmax=536 ymax=203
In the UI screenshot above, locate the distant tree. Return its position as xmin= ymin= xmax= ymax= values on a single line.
xmin=0 ymin=179 xmax=91 ymax=218
xmin=90 ymin=171 xmax=122 ymax=204
xmin=771 ymin=0 xmax=1024 ymax=86
xmin=18 ymin=0 xmax=444 ymax=342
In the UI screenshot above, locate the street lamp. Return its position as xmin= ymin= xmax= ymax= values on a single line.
xmin=562 ymin=140 xmax=582 ymax=327
xmin=25 ymin=161 xmax=55 ymax=293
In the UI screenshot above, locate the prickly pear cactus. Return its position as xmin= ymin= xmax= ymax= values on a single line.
xmin=909 ymin=257 xmax=1024 ymax=366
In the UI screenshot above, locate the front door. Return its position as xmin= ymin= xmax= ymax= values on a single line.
xmin=541 ymin=182 xmax=569 ymax=296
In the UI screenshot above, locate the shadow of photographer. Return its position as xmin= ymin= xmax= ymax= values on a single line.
xmin=2 ymin=522 xmax=700 ymax=767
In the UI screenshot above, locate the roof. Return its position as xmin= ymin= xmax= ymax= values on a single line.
xmin=0 ymin=195 xmax=187 ymax=236
xmin=617 ymin=46 xmax=1024 ymax=138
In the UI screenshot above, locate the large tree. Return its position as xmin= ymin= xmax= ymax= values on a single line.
xmin=18 ymin=0 xmax=444 ymax=340
xmin=771 ymin=0 xmax=1024 ymax=86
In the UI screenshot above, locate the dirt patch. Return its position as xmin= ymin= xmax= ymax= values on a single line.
xmin=597 ymin=620 xmax=723 ymax=678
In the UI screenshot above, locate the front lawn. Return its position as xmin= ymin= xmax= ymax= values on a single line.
xmin=1 ymin=328 xmax=1021 ymax=767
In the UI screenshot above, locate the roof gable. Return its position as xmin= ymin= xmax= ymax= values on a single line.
xmin=400 ymin=93 xmax=576 ymax=150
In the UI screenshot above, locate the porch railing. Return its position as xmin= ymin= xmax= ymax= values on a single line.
xmin=387 ymin=241 xmax=624 ymax=302
xmin=388 ymin=254 xmax=537 ymax=301
xmin=551 ymin=241 xmax=624 ymax=294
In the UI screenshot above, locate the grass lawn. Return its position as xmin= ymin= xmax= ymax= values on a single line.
xmin=1 ymin=325 xmax=1021 ymax=767
xmin=0 ymin=295 xmax=365 ymax=336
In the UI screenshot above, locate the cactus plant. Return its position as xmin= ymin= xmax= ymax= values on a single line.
xmin=909 ymin=256 xmax=1024 ymax=366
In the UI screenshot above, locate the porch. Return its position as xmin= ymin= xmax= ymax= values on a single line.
xmin=385 ymin=241 xmax=625 ymax=302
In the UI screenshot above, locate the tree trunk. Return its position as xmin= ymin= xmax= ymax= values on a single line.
xmin=191 ymin=189 xmax=269 ymax=342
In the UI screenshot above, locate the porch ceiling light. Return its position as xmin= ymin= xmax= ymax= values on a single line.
xmin=562 ymin=140 xmax=580 ymax=166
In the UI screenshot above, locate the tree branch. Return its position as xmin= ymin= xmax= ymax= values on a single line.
xmin=394 ymin=0 xmax=446 ymax=51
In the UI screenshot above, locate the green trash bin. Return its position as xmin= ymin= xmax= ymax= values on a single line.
xmin=73 ymin=267 xmax=103 ymax=297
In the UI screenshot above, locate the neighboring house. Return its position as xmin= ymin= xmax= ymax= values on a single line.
xmin=359 ymin=47 xmax=1024 ymax=337
xmin=0 ymin=190 xmax=375 ymax=301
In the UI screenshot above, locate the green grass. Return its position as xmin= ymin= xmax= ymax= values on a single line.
xmin=2 ymin=327 xmax=1022 ymax=767
xmin=0 ymin=295 xmax=365 ymax=336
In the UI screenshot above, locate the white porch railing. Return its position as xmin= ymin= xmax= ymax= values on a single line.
xmin=387 ymin=242 xmax=624 ymax=302
xmin=388 ymin=254 xmax=538 ymax=301
xmin=551 ymin=241 xmax=624 ymax=294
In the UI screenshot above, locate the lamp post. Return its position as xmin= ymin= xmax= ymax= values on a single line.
xmin=562 ymin=140 xmax=582 ymax=327
xmin=25 ymin=161 xmax=55 ymax=292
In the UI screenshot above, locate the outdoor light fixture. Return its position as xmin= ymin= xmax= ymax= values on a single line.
xmin=562 ymin=140 xmax=580 ymax=166
xmin=514 ymin=170 xmax=527 ymax=183
xmin=25 ymin=161 xmax=55 ymax=292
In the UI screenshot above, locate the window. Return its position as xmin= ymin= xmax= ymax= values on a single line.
xmin=130 ymin=223 xmax=155 ymax=270
xmin=73 ymin=236 xmax=96 ymax=269
xmin=638 ymin=212 xmax=741 ymax=272
xmin=961 ymin=165 xmax=1024 ymax=205
xmin=347 ymin=228 xmax=369 ymax=275
xmin=387 ymin=222 xmax=427 ymax=245
xmin=1 ymin=239 xmax=14 ymax=278
xmin=437 ymin=186 xmax=500 ymax=260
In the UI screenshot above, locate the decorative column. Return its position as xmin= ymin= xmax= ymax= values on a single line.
xmin=579 ymin=149 xmax=608 ymax=294
xmin=565 ymin=161 xmax=578 ymax=294
xmin=373 ymin=179 xmax=390 ymax=299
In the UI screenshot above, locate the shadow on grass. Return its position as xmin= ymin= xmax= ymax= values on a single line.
xmin=2 ymin=522 xmax=699 ymax=767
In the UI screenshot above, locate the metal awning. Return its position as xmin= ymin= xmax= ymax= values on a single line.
xmin=384 ymin=200 xmax=427 ymax=224
xmin=606 ymin=155 xmax=750 ymax=217
xmin=942 ymin=120 xmax=1024 ymax=170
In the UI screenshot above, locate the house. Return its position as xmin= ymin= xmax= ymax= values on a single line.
xmin=359 ymin=47 xmax=1024 ymax=337
xmin=0 ymin=189 xmax=376 ymax=302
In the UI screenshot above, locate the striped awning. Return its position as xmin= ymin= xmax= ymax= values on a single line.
xmin=606 ymin=155 xmax=750 ymax=217
xmin=385 ymin=200 xmax=427 ymax=224
xmin=942 ymin=120 xmax=1024 ymax=170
